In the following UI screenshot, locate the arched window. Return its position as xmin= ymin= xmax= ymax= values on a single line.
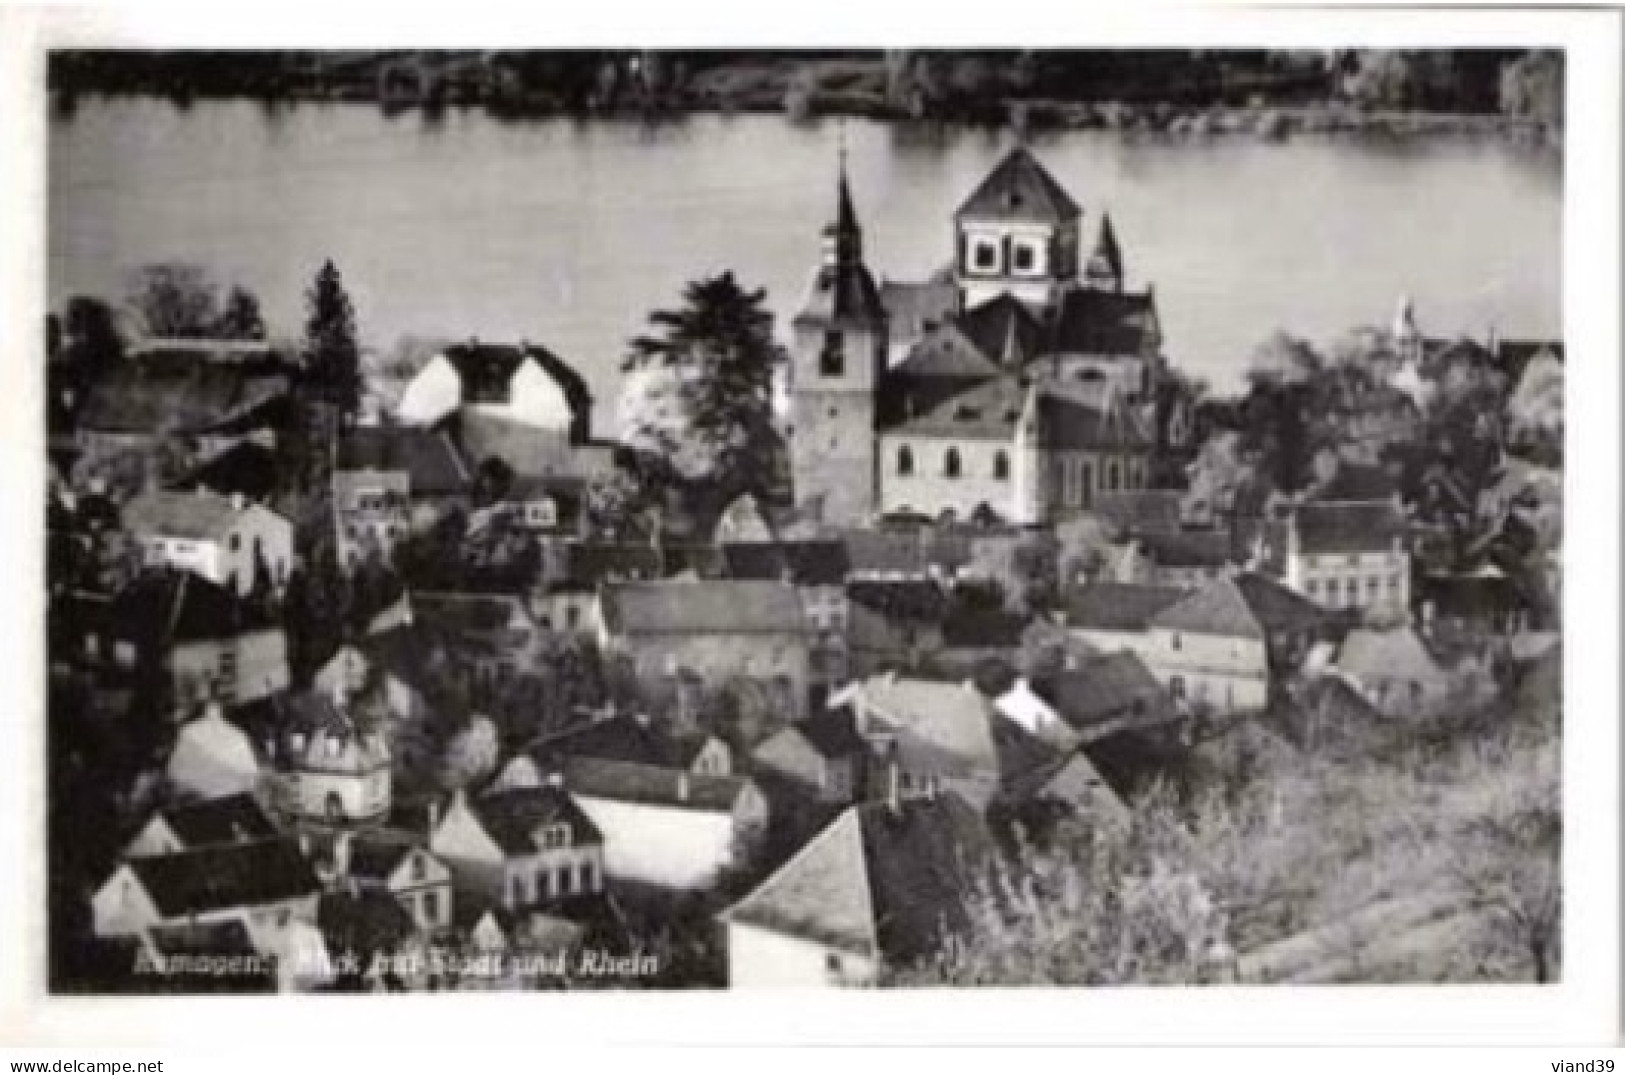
xmin=944 ymin=447 xmax=962 ymax=479
xmin=897 ymin=445 xmax=914 ymax=476
xmin=993 ymin=450 xmax=1010 ymax=480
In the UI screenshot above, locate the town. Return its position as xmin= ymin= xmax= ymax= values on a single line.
xmin=45 ymin=142 xmax=1563 ymax=991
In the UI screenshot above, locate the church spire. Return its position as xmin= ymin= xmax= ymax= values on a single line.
xmin=826 ymin=125 xmax=862 ymax=269
xmin=1086 ymin=213 xmax=1124 ymax=291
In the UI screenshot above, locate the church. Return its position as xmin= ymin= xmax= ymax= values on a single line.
xmin=787 ymin=145 xmax=1161 ymax=528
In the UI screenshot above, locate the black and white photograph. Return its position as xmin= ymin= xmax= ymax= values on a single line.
xmin=36 ymin=37 xmax=1570 ymax=999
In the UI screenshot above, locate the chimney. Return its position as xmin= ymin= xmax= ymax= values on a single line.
xmin=676 ymin=772 xmax=690 ymax=803
xmin=230 ymin=492 xmax=246 ymax=513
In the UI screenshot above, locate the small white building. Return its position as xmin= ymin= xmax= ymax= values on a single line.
xmin=429 ymin=784 xmax=606 ymax=912
xmin=122 ymin=488 xmax=293 ymax=597
xmin=165 ymin=705 xmax=264 ymax=802
xmin=1277 ymin=500 xmax=1410 ymax=616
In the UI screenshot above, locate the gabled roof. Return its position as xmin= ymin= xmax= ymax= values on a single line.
xmin=796 ymin=259 xmax=886 ymax=329
xmin=723 ymin=792 xmax=994 ymax=965
xmin=528 ymin=715 xmax=720 ymax=771
xmin=1150 ymin=576 xmax=1264 ymax=640
xmin=148 ymin=793 xmax=277 ymax=849
xmin=599 ymin=580 xmax=808 ymax=636
xmin=465 ymin=785 xmax=603 ymax=856
xmin=843 ymin=674 xmax=999 ymax=774
xmin=882 ymin=376 xmax=1025 ymax=441
xmin=889 ymin=323 xmax=1007 ymax=381
xmin=956 ymin=146 xmax=1081 ymax=224
xmin=1336 ymin=627 xmax=1448 ymax=685
xmin=1130 ymin=528 xmax=1235 ymax=569
xmin=124 ymin=838 xmax=318 ymax=918
xmin=1034 ymin=651 xmax=1168 ymax=737
xmin=794 ymin=706 xmax=870 ymax=759
xmin=1063 ymin=582 xmax=1188 ymax=632
xmin=1232 ymin=571 xmax=1330 ymax=636
xmin=123 ymin=488 xmax=256 ymax=541
xmin=109 ymin=569 xmax=279 ymax=646
xmin=78 ymin=356 xmax=290 ymax=436
xmin=562 ymin=756 xmax=753 ymax=814
xmin=1294 ymin=500 xmax=1406 ymax=555
xmin=957 ymin=294 xmax=1045 ymax=369
xmin=879 ymin=277 xmax=959 ymax=340
xmin=1049 ymin=287 xmax=1159 ymax=356
xmin=336 ymin=426 xmax=472 ymax=497
xmin=721 ymin=541 xmax=850 ymax=587
xmin=346 ymin=832 xmax=427 ymax=882
xmin=441 ymin=342 xmax=593 ymax=429
xmin=173 ymin=442 xmax=282 ymax=502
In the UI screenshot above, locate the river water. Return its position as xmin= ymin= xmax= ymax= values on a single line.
xmin=49 ymin=97 xmax=1561 ymax=402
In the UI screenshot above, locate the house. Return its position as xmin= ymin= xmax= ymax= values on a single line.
xmin=163 ymin=704 xmax=266 ymax=801
xmin=1060 ymin=581 xmax=1188 ymax=650
xmin=828 ymin=673 xmax=1005 ymax=812
xmin=1273 ymin=499 xmax=1410 ymax=615
xmin=1064 ymin=577 xmax=1272 ymax=715
xmin=91 ymin=838 xmax=321 ymax=950
xmin=1111 ymin=527 xmax=1236 ymax=589
xmin=264 ymin=692 xmax=392 ymax=826
xmin=1334 ymin=626 xmax=1453 ymax=718
xmin=503 ymin=714 xmax=732 ymax=782
xmin=837 ymin=526 xmax=975 ymax=581
xmin=333 ymin=425 xmax=472 ymax=566
xmin=343 ymin=832 xmax=454 ymax=937
xmin=429 ymin=783 xmax=606 ymax=912
xmin=721 ymin=540 xmax=852 ymax=636
xmin=125 ymin=791 xmax=279 ymax=859
xmin=103 ymin=570 xmax=289 ymax=712
xmin=396 ymin=340 xmax=593 ymax=440
xmin=475 ymin=474 xmax=588 ymax=539
xmin=597 ymin=580 xmax=811 ymax=718
xmin=718 ymin=791 xmax=994 ymax=986
xmin=122 ymin=488 xmax=293 ymax=597
xmin=560 ymin=756 xmax=769 ymax=893
xmin=751 ymin=706 xmax=870 ymax=806
xmin=75 ymin=340 xmax=294 ymax=463
xmin=1030 ymin=650 xmax=1174 ymax=743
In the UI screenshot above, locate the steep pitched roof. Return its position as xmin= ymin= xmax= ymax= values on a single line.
xmin=562 ymin=756 xmax=753 ymax=814
xmin=1294 ymin=500 xmax=1406 ymax=555
xmin=346 ymin=832 xmax=426 ymax=882
xmin=599 ymin=580 xmax=808 ymax=636
xmin=956 ymin=146 xmax=1081 ymax=224
xmin=123 ymin=489 xmax=253 ymax=541
xmin=1232 ymin=571 xmax=1330 ymax=636
xmin=845 ymin=674 xmax=999 ymax=774
xmin=528 ymin=715 xmax=719 ymax=771
xmin=723 ymin=792 xmax=994 ymax=965
xmin=879 ymin=277 xmax=959 ymax=341
xmin=336 ymin=426 xmax=472 ymax=497
xmin=1151 ymin=576 xmax=1264 ymax=640
xmin=795 ymin=706 xmax=870 ymax=759
xmin=889 ymin=323 xmax=1006 ymax=381
xmin=125 ymin=838 xmax=318 ymax=918
xmin=441 ymin=342 xmax=593 ymax=431
xmin=173 ymin=442 xmax=282 ymax=502
xmin=1089 ymin=213 xmax=1124 ymax=284
xmin=882 ymin=376 xmax=1025 ymax=441
xmin=150 ymin=793 xmax=277 ymax=849
xmin=109 ymin=569 xmax=279 ymax=646
xmin=1062 ymin=582 xmax=1188 ymax=632
xmin=1049 ymin=287 xmax=1159 ymax=356
xmin=957 ymin=294 xmax=1045 ymax=369
xmin=1337 ymin=627 xmax=1448 ymax=686
xmin=1034 ymin=650 xmax=1169 ymax=737
xmin=466 ymin=785 xmax=603 ymax=856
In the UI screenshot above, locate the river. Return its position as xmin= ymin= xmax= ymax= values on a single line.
xmin=48 ymin=97 xmax=1561 ymax=403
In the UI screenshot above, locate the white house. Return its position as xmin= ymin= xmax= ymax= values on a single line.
xmin=344 ymin=834 xmax=455 ymax=936
xmin=122 ymin=488 xmax=293 ymax=597
xmin=125 ymin=791 xmax=278 ymax=859
xmin=1277 ymin=500 xmax=1410 ymax=615
xmin=165 ymin=705 xmax=264 ymax=802
xmin=560 ymin=757 xmax=768 ymax=892
xmin=91 ymin=838 xmax=320 ymax=953
xmin=429 ymin=784 xmax=606 ymax=911
xmin=395 ymin=341 xmax=591 ymax=439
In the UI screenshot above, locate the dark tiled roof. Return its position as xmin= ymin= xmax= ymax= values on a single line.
xmin=126 ymin=838 xmax=318 ymax=918
xmin=1049 ymin=287 xmax=1159 ymax=356
xmin=882 ymin=376 xmax=1025 ymax=441
xmin=600 ymin=580 xmax=807 ymax=635
xmin=455 ymin=412 xmax=616 ymax=479
xmin=890 ymin=325 xmax=1005 ymax=380
xmin=721 ymin=541 xmax=850 ymax=587
xmin=1131 ymin=528 xmax=1235 ymax=569
xmin=123 ymin=489 xmax=255 ymax=541
xmin=957 ymin=294 xmax=1045 ymax=369
xmin=468 ymin=785 xmax=603 ymax=856
xmin=78 ymin=357 xmax=290 ymax=436
xmin=529 ymin=716 xmax=718 ymax=771
xmin=152 ymin=793 xmax=277 ymax=849
xmin=1150 ymin=576 xmax=1263 ymax=640
xmin=337 ymin=427 xmax=471 ymax=497
xmin=879 ymin=277 xmax=960 ymax=340
xmin=345 ymin=831 xmax=428 ymax=881
xmin=795 ymin=706 xmax=869 ymax=759
xmin=562 ymin=756 xmax=752 ymax=814
xmin=1233 ymin=571 xmax=1330 ymax=636
xmin=956 ymin=146 xmax=1081 ymax=223
xmin=796 ymin=260 xmax=886 ymax=328
xmin=1034 ymin=651 xmax=1167 ymax=736
xmin=846 ymin=579 xmax=949 ymax=623
xmin=1295 ymin=500 xmax=1405 ymax=555
xmin=837 ymin=528 xmax=974 ymax=577
xmin=1062 ymin=582 xmax=1188 ymax=632
xmin=941 ymin=606 xmax=1029 ymax=650
xmin=109 ymin=570 xmax=279 ymax=646
xmin=1496 ymin=339 xmax=1563 ymax=383
xmin=173 ymin=442 xmax=282 ymax=502
xmin=564 ymin=543 xmax=662 ymax=588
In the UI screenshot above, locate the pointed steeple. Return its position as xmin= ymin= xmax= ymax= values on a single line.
xmin=1086 ymin=213 xmax=1124 ymax=291
xmin=1000 ymin=307 xmax=1024 ymax=367
xmin=825 ymin=131 xmax=863 ymax=270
